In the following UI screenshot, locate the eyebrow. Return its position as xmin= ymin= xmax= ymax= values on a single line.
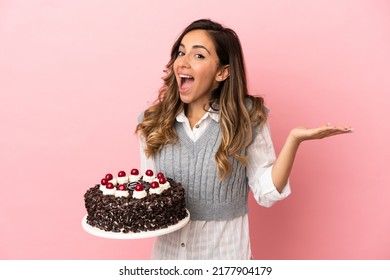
xmin=179 ymin=43 xmax=211 ymax=55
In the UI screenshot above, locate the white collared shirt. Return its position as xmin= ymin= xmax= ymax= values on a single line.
xmin=140 ymin=108 xmax=291 ymax=259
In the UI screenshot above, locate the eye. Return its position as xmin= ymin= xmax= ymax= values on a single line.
xmin=177 ymin=50 xmax=185 ymax=57
xmin=194 ymin=54 xmax=205 ymax=59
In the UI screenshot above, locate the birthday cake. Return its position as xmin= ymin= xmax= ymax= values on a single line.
xmin=84 ymin=169 xmax=188 ymax=233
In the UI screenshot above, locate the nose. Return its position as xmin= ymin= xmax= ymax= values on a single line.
xmin=177 ymin=54 xmax=190 ymax=68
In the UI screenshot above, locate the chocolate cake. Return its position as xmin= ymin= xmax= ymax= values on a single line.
xmin=84 ymin=169 xmax=188 ymax=233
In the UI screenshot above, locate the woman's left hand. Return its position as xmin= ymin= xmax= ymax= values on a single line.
xmin=290 ymin=123 xmax=353 ymax=144
xmin=271 ymin=123 xmax=353 ymax=191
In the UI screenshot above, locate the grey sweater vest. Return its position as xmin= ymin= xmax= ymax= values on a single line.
xmin=154 ymin=119 xmax=249 ymax=221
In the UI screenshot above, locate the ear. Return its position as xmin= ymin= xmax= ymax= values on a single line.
xmin=215 ymin=65 xmax=230 ymax=82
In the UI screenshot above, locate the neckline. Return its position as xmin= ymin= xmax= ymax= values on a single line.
xmin=175 ymin=119 xmax=220 ymax=151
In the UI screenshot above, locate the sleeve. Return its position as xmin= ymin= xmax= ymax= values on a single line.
xmin=137 ymin=111 xmax=156 ymax=173
xmin=139 ymin=135 xmax=156 ymax=174
xmin=246 ymin=121 xmax=291 ymax=208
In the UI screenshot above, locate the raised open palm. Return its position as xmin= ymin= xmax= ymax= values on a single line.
xmin=291 ymin=123 xmax=353 ymax=143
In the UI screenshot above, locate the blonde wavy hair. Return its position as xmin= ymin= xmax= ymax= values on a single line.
xmin=136 ymin=19 xmax=267 ymax=180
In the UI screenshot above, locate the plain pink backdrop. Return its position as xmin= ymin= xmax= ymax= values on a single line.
xmin=1 ymin=0 xmax=389 ymax=259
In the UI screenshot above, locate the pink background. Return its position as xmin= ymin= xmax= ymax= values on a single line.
xmin=1 ymin=0 xmax=389 ymax=259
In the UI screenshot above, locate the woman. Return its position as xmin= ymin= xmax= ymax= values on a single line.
xmin=136 ymin=19 xmax=352 ymax=259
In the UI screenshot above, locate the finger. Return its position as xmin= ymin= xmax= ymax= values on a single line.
xmin=320 ymin=129 xmax=352 ymax=138
xmin=323 ymin=123 xmax=353 ymax=131
xmin=323 ymin=125 xmax=353 ymax=132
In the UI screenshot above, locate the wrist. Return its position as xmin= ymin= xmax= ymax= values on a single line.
xmin=287 ymin=130 xmax=303 ymax=147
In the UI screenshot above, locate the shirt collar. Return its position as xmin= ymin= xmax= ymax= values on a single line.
xmin=176 ymin=106 xmax=219 ymax=123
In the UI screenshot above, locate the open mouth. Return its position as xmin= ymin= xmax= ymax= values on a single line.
xmin=179 ymin=74 xmax=194 ymax=92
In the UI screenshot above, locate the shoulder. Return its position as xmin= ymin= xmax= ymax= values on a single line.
xmin=244 ymin=96 xmax=269 ymax=116
xmin=243 ymin=96 xmax=270 ymax=142
xmin=137 ymin=111 xmax=144 ymax=123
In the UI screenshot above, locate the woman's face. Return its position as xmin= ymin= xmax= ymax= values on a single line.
xmin=173 ymin=29 xmax=225 ymax=110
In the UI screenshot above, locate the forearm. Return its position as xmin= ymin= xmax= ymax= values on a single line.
xmin=270 ymin=123 xmax=352 ymax=193
xmin=271 ymin=132 xmax=300 ymax=193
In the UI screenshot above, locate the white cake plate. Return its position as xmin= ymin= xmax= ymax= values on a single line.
xmin=82 ymin=209 xmax=190 ymax=239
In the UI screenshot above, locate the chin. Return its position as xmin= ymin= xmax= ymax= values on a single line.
xmin=179 ymin=92 xmax=192 ymax=103
xmin=179 ymin=97 xmax=191 ymax=104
